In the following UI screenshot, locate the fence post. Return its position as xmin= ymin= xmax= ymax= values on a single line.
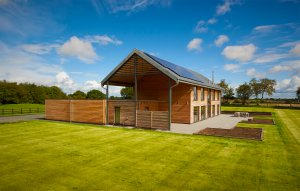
xmin=150 ymin=111 xmax=153 ymax=129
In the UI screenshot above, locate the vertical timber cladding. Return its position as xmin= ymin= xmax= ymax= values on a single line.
xmin=45 ymin=100 xmax=70 ymax=121
xmin=45 ymin=99 xmax=106 ymax=124
xmin=108 ymin=100 xmax=135 ymax=126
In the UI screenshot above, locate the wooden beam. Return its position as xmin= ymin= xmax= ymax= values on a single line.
xmin=106 ymin=82 xmax=109 ymax=125
xmin=134 ymin=55 xmax=138 ymax=127
xmin=168 ymin=78 xmax=172 ymax=131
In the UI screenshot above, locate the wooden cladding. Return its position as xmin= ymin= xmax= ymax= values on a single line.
xmin=45 ymin=100 xmax=106 ymax=124
xmin=137 ymin=110 xmax=168 ymax=130
xmin=108 ymin=100 xmax=135 ymax=126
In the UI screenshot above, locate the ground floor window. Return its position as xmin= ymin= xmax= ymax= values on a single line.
xmin=212 ymin=105 xmax=215 ymax=117
xmin=194 ymin=106 xmax=199 ymax=122
xmin=217 ymin=104 xmax=220 ymax=115
xmin=201 ymin=106 xmax=206 ymax=120
xmin=207 ymin=105 xmax=211 ymax=118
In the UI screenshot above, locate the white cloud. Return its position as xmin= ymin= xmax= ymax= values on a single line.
xmin=85 ymin=35 xmax=123 ymax=45
xmin=208 ymin=18 xmax=218 ymax=24
xmin=224 ymin=64 xmax=240 ymax=72
xmin=187 ymin=38 xmax=203 ymax=52
xmin=214 ymin=35 xmax=229 ymax=47
xmin=194 ymin=20 xmax=208 ymax=33
xmin=269 ymin=60 xmax=300 ymax=74
xmin=253 ymin=25 xmax=278 ymax=32
xmin=20 ymin=44 xmax=59 ymax=54
xmin=290 ymin=43 xmax=300 ymax=56
xmin=276 ymin=76 xmax=300 ymax=93
xmin=253 ymin=53 xmax=287 ymax=63
xmin=58 ymin=36 xmax=99 ymax=64
xmin=98 ymin=0 xmax=172 ymax=14
xmin=222 ymin=44 xmax=257 ymax=62
xmin=246 ymin=68 xmax=265 ymax=78
xmin=194 ymin=18 xmax=218 ymax=33
xmin=216 ymin=0 xmax=239 ymax=15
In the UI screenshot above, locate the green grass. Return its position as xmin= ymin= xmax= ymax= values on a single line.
xmin=0 ymin=104 xmax=44 ymax=116
xmin=0 ymin=107 xmax=299 ymax=190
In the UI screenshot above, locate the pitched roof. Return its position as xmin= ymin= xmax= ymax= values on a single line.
xmin=101 ymin=49 xmax=222 ymax=90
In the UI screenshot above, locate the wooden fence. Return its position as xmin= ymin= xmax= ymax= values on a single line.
xmin=45 ymin=100 xmax=106 ymax=124
xmin=0 ymin=108 xmax=44 ymax=116
xmin=136 ymin=110 xmax=169 ymax=129
xmin=45 ymin=99 xmax=170 ymax=129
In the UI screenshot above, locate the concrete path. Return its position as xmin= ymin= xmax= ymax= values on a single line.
xmin=171 ymin=114 xmax=251 ymax=134
xmin=0 ymin=114 xmax=45 ymax=123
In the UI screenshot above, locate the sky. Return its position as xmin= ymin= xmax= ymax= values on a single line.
xmin=0 ymin=0 xmax=300 ymax=98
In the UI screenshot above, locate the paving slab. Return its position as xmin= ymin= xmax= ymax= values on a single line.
xmin=171 ymin=114 xmax=251 ymax=134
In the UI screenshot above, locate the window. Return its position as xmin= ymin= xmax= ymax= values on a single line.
xmin=207 ymin=89 xmax=210 ymax=101
xmin=201 ymin=88 xmax=204 ymax=101
xmin=217 ymin=104 xmax=220 ymax=115
xmin=201 ymin=106 xmax=206 ymax=120
xmin=194 ymin=106 xmax=199 ymax=122
xmin=212 ymin=90 xmax=215 ymax=101
xmin=217 ymin=91 xmax=219 ymax=100
xmin=193 ymin=87 xmax=198 ymax=101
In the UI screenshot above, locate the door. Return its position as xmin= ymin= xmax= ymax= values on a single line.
xmin=115 ymin=107 xmax=120 ymax=124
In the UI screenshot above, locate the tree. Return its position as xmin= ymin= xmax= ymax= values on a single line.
xmin=297 ymin=87 xmax=300 ymax=101
xmin=217 ymin=79 xmax=234 ymax=102
xmin=249 ymin=78 xmax=262 ymax=99
xmin=70 ymin=90 xmax=86 ymax=99
xmin=86 ymin=89 xmax=105 ymax=99
xmin=120 ymin=87 xmax=133 ymax=99
xmin=236 ymin=83 xmax=252 ymax=105
xmin=260 ymin=78 xmax=276 ymax=99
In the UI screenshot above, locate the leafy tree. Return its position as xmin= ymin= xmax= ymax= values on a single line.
xmin=120 ymin=87 xmax=134 ymax=99
xmin=297 ymin=87 xmax=300 ymax=101
xmin=70 ymin=90 xmax=86 ymax=99
xmin=249 ymin=78 xmax=262 ymax=99
xmin=217 ymin=79 xmax=234 ymax=102
xmin=236 ymin=83 xmax=252 ymax=105
xmin=260 ymin=78 xmax=276 ymax=99
xmin=86 ymin=89 xmax=105 ymax=99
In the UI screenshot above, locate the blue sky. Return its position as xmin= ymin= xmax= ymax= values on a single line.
xmin=0 ymin=0 xmax=300 ymax=98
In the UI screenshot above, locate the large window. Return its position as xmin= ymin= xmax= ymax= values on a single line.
xmin=193 ymin=87 xmax=198 ymax=101
xmin=201 ymin=88 xmax=204 ymax=101
xmin=217 ymin=104 xmax=220 ymax=115
xmin=201 ymin=106 xmax=206 ymax=120
xmin=194 ymin=106 xmax=199 ymax=122
xmin=212 ymin=90 xmax=215 ymax=101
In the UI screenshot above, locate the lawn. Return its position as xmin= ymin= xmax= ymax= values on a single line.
xmin=0 ymin=104 xmax=45 ymax=116
xmin=0 ymin=107 xmax=299 ymax=190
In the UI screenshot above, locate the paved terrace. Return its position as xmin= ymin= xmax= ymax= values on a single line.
xmin=171 ymin=114 xmax=251 ymax=134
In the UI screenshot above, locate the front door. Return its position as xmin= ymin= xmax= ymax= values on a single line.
xmin=115 ymin=107 xmax=120 ymax=124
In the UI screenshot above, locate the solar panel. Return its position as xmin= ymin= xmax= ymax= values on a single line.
xmin=144 ymin=52 xmax=210 ymax=84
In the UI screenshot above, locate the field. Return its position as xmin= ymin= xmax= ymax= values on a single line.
xmin=0 ymin=104 xmax=45 ymax=116
xmin=0 ymin=106 xmax=299 ymax=190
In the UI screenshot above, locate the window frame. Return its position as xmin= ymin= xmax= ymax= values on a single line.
xmin=193 ymin=86 xmax=198 ymax=101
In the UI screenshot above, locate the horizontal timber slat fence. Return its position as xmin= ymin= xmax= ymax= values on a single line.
xmin=45 ymin=99 xmax=169 ymax=129
xmin=45 ymin=100 xmax=106 ymax=124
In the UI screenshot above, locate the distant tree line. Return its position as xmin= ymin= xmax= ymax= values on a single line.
xmin=218 ymin=78 xmax=278 ymax=105
xmin=0 ymin=81 xmax=106 ymax=104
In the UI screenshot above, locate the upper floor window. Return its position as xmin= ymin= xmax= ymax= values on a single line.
xmin=193 ymin=87 xmax=198 ymax=101
xmin=201 ymin=88 xmax=204 ymax=101
xmin=212 ymin=90 xmax=215 ymax=101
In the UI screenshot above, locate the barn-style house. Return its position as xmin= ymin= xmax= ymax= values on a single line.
xmin=101 ymin=49 xmax=222 ymax=130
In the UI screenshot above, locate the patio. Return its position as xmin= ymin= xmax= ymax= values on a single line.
xmin=171 ymin=114 xmax=251 ymax=134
